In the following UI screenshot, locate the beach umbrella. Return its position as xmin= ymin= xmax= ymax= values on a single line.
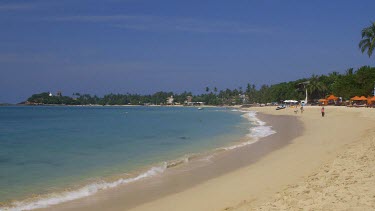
xmin=367 ymin=96 xmax=373 ymax=105
xmin=358 ymin=96 xmax=367 ymax=101
xmin=284 ymin=100 xmax=298 ymax=104
xmin=367 ymin=96 xmax=375 ymax=105
xmin=326 ymin=95 xmax=338 ymax=101
xmin=350 ymin=96 xmax=360 ymax=101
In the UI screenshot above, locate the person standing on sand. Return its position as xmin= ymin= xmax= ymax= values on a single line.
xmin=321 ymin=106 xmax=325 ymax=117
xmin=300 ymin=106 xmax=304 ymax=114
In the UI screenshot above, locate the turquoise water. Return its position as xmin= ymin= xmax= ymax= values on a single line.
xmin=0 ymin=106 xmax=250 ymax=204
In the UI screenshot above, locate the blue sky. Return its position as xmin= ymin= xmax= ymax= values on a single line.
xmin=0 ymin=0 xmax=374 ymax=103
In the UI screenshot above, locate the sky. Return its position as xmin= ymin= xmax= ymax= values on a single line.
xmin=0 ymin=0 xmax=374 ymax=103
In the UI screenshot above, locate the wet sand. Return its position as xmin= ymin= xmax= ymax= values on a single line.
xmin=36 ymin=113 xmax=302 ymax=211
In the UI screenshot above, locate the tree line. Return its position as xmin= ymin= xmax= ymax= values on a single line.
xmin=25 ymin=65 xmax=375 ymax=106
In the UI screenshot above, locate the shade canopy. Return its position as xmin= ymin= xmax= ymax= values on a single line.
xmin=368 ymin=96 xmax=375 ymax=102
xmin=326 ymin=95 xmax=338 ymax=100
xmin=358 ymin=96 xmax=368 ymax=101
xmin=284 ymin=100 xmax=298 ymax=103
xmin=350 ymin=96 xmax=360 ymax=101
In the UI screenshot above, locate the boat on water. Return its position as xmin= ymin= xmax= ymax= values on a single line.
xmin=197 ymin=107 xmax=204 ymax=110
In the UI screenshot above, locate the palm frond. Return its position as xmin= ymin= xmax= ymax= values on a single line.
xmin=359 ymin=21 xmax=375 ymax=58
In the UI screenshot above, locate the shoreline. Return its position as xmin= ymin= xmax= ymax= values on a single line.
xmin=1 ymin=109 xmax=285 ymax=210
xmin=20 ymin=111 xmax=302 ymax=211
xmin=120 ymin=106 xmax=374 ymax=211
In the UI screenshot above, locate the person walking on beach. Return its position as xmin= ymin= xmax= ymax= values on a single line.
xmin=294 ymin=106 xmax=298 ymax=114
xmin=321 ymin=106 xmax=325 ymax=117
xmin=300 ymin=105 xmax=304 ymax=114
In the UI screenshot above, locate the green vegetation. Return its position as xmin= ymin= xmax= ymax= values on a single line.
xmin=359 ymin=21 xmax=375 ymax=58
xmin=25 ymin=66 xmax=375 ymax=106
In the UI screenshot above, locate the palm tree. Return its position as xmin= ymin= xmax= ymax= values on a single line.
xmin=308 ymin=75 xmax=327 ymax=99
xmin=213 ymin=87 xmax=218 ymax=95
xmin=359 ymin=21 xmax=375 ymax=58
xmin=297 ymin=81 xmax=310 ymax=103
xmin=239 ymin=86 xmax=243 ymax=94
xmin=346 ymin=68 xmax=354 ymax=75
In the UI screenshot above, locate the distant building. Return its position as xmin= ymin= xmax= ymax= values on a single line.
xmin=166 ymin=96 xmax=174 ymax=105
xmin=56 ymin=91 xmax=62 ymax=97
xmin=184 ymin=96 xmax=193 ymax=105
xmin=48 ymin=92 xmax=53 ymax=97
xmin=239 ymin=94 xmax=247 ymax=104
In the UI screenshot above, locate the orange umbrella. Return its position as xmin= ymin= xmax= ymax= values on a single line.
xmin=366 ymin=96 xmax=375 ymax=106
xmin=350 ymin=96 xmax=360 ymax=101
xmin=358 ymin=96 xmax=367 ymax=101
xmin=367 ymin=96 xmax=375 ymax=103
xmin=326 ymin=94 xmax=338 ymax=101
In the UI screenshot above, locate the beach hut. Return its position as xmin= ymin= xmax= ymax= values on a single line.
xmin=359 ymin=96 xmax=368 ymax=106
xmin=350 ymin=96 xmax=367 ymax=107
xmin=326 ymin=94 xmax=339 ymax=105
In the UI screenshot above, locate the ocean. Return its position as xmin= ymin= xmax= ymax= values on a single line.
xmin=0 ymin=106 xmax=274 ymax=211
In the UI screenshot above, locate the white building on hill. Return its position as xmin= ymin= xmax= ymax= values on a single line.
xmin=166 ymin=96 xmax=174 ymax=105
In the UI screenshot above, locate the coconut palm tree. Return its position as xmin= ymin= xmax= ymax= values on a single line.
xmin=359 ymin=21 xmax=375 ymax=58
xmin=308 ymin=75 xmax=327 ymax=99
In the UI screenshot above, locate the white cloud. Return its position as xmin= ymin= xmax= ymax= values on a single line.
xmin=49 ymin=15 xmax=270 ymax=34
xmin=0 ymin=3 xmax=35 ymax=11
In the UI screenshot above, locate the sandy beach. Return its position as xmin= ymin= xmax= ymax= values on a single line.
xmin=235 ymin=106 xmax=375 ymax=210
xmin=33 ymin=106 xmax=375 ymax=211
xmin=127 ymin=106 xmax=375 ymax=211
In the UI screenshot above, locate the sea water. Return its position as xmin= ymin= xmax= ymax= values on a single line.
xmin=0 ymin=106 xmax=274 ymax=210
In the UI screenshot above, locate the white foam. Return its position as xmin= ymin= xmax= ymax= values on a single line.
xmin=1 ymin=163 xmax=167 ymax=211
xmin=222 ymin=110 xmax=276 ymax=150
xmin=198 ymin=155 xmax=214 ymax=162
